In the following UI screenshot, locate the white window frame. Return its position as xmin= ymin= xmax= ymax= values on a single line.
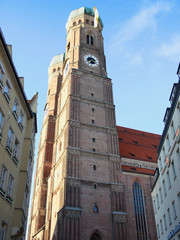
xmin=0 ymin=165 xmax=7 ymax=191
xmin=12 ymin=98 xmax=19 ymax=120
xmin=3 ymin=79 xmax=12 ymax=102
xmin=6 ymin=127 xmax=14 ymax=152
xmin=7 ymin=174 xmax=14 ymax=198
xmin=13 ymin=138 xmax=20 ymax=161
xmin=18 ymin=110 xmax=24 ymax=130
xmin=0 ymin=109 xmax=4 ymax=134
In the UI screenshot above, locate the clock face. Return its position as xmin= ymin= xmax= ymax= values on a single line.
xmin=84 ymin=55 xmax=99 ymax=67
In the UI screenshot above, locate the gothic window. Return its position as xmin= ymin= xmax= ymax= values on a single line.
xmin=93 ymin=165 xmax=96 ymax=171
xmin=87 ymin=35 xmax=94 ymax=45
xmin=53 ymin=68 xmax=56 ymax=73
xmin=73 ymin=21 xmax=76 ymax=26
xmin=93 ymin=205 xmax=98 ymax=213
xmin=132 ymin=181 xmax=148 ymax=240
xmin=67 ymin=42 xmax=70 ymax=52
xmin=92 ymin=119 xmax=95 ymax=124
xmin=78 ymin=20 xmax=82 ymax=24
xmin=92 ymin=108 xmax=95 ymax=112
xmin=92 ymin=138 xmax=96 ymax=142
xmin=90 ymin=233 xmax=101 ymax=240
xmin=93 ymin=148 xmax=96 ymax=152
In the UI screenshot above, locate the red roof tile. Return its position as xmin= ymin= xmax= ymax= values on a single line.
xmin=117 ymin=126 xmax=161 ymax=163
xmin=122 ymin=165 xmax=155 ymax=175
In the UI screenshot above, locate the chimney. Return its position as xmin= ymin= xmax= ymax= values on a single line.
xmin=7 ymin=45 xmax=12 ymax=58
xmin=19 ymin=77 xmax=24 ymax=89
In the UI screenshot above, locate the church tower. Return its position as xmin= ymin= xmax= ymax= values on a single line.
xmin=29 ymin=7 xmax=126 ymax=240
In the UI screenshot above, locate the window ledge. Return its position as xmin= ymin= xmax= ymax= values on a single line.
xmin=6 ymin=196 xmax=12 ymax=204
xmin=0 ymin=80 xmax=3 ymax=89
xmin=12 ymin=156 xmax=18 ymax=165
xmin=6 ymin=146 xmax=12 ymax=156
xmin=18 ymin=122 xmax=24 ymax=131
xmin=3 ymin=92 xmax=10 ymax=103
xmin=12 ymin=111 xmax=18 ymax=121
xmin=0 ymin=188 xmax=5 ymax=197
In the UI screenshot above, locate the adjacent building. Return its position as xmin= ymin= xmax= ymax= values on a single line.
xmin=118 ymin=126 xmax=160 ymax=240
xmin=28 ymin=7 xmax=160 ymax=240
xmin=151 ymin=64 xmax=180 ymax=240
xmin=0 ymin=29 xmax=38 ymax=239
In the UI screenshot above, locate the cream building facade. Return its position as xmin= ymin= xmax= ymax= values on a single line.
xmin=152 ymin=64 xmax=180 ymax=240
xmin=0 ymin=29 xmax=38 ymax=239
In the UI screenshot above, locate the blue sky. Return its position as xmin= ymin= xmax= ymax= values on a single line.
xmin=1 ymin=0 xmax=180 ymax=236
xmin=1 ymin=0 xmax=180 ymax=141
xmin=0 ymin=0 xmax=180 ymax=139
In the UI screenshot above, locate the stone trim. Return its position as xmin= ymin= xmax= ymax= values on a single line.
xmin=113 ymin=211 xmax=127 ymax=223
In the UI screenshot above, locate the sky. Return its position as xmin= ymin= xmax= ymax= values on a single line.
xmin=0 ymin=0 xmax=180 ymax=234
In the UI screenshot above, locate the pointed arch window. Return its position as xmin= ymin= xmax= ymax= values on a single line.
xmin=132 ymin=181 xmax=148 ymax=240
xmin=90 ymin=233 xmax=101 ymax=240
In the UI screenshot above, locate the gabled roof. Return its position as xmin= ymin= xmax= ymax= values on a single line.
xmin=117 ymin=126 xmax=161 ymax=163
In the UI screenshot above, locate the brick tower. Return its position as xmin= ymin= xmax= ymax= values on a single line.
xmin=28 ymin=7 xmax=126 ymax=240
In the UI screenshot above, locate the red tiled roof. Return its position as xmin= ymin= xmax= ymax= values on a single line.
xmin=122 ymin=165 xmax=155 ymax=175
xmin=117 ymin=126 xmax=161 ymax=163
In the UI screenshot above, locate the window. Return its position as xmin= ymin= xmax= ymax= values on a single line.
xmin=93 ymin=148 xmax=96 ymax=152
xmin=86 ymin=19 xmax=89 ymax=24
xmin=93 ymin=205 xmax=98 ymax=213
xmin=92 ymin=137 xmax=96 ymax=142
xmin=13 ymin=138 xmax=20 ymax=162
xmin=0 ymin=165 xmax=7 ymax=192
xmin=18 ymin=110 xmax=24 ymax=130
xmin=163 ymin=214 xmax=167 ymax=230
xmin=156 ymin=194 xmax=160 ymax=209
xmin=86 ymin=35 xmax=94 ymax=45
xmin=78 ymin=19 xmax=82 ymax=24
xmin=159 ymin=188 xmax=163 ymax=203
xmin=153 ymin=199 xmax=157 ymax=213
xmin=93 ymin=165 xmax=96 ymax=170
xmin=176 ymin=149 xmax=180 ymax=168
xmin=7 ymin=174 xmax=14 ymax=197
xmin=6 ymin=127 xmax=14 ymax=152
xmin=0 ymin=221 xmax=7 ymax=240
xmin=166 ymin=135 xmax=171 ymax=151
xmin=160 ymin=219 xmax=163 ymax=235
xmin=132 ymin=181 xmax=148 ymax=239
xmin=92 ymin=108 xmax=95 ymax=112
xmin=92 ymin=119 xmax=95 ymax=124
xmin=171 ymin=161 xmax=176 ymax=179
xmin=67 ymin=42 xmax=70 ymax=52
xmin=0 ymin=109 xmax=4 ymax=134
xmin=167 ymin=171 xmax=171 ymax=188
xmin=12 ymin=98 xmax=19 ymax=120
xmin=157 ymin=224 xmax=160 ymax=238
xmin=172 ymin=201 xmax=177 ymax=219
xmin=162 ymin=180 xmax=167 ymax=196
xmin=0 ymin=70 xmax=4 ymax=88
xmin=167 ymin=208 xmax=172 ymax=225
xmin=171 ymin=121 xmax=176 ymax=137
xmin=3 ymin=79 xmax=11 ymax=102
xmin=159 ymin=157 xmax=163 ymax=171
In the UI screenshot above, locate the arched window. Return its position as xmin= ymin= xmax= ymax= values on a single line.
xmin=90 ymin=233 xmax=101 ymax=240
xmin=133 ymin=181 xmax=148 ymax=240
xmin=86 ymin=35 xmax=94 ymax=45
xmin=93 ymin=205 xmax=98 ymax=213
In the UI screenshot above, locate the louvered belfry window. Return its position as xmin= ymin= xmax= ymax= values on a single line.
xmin=133 ymin=181 xmax=148 ymax=240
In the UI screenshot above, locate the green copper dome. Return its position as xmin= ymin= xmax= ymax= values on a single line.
xmin=66 ymin=7 xmax=103 ymax=30
xmin=49 ymin=53 xmax=65 ymax=66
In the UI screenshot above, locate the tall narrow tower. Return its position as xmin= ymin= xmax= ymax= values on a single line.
xmin=29 ymin=7 xmax=126 ymax=240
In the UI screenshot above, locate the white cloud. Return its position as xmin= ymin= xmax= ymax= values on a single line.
xmin=111 ymin=1 xmax=172 ymax=51
xmin=158 ymin=34 xmax=180 ymax=59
